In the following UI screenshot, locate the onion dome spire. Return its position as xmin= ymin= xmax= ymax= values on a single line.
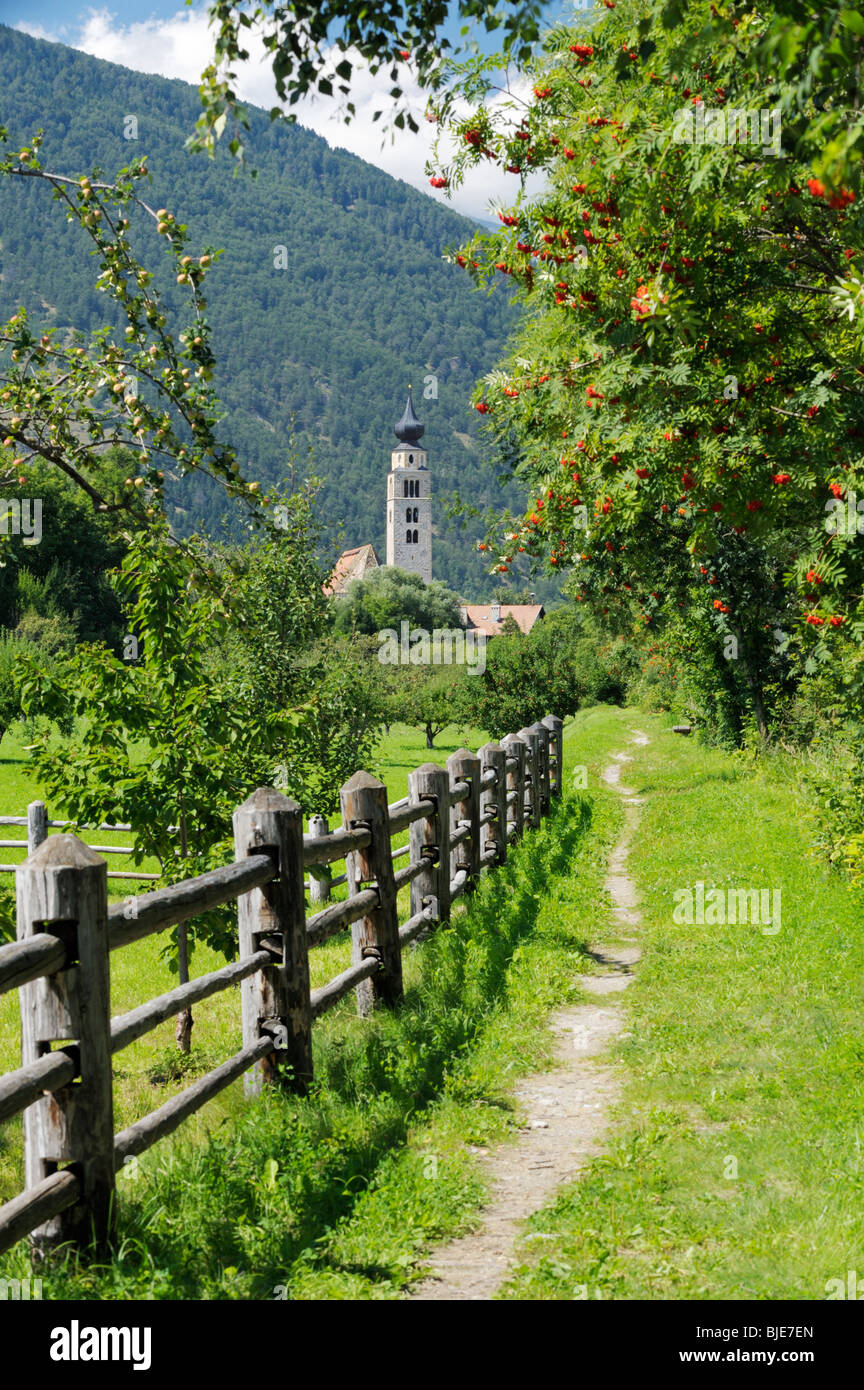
xmin=394 ymin=386 xmax=425 ymax=444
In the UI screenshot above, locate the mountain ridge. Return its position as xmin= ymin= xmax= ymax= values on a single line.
xmin=0 ymin=23 xmax=524 ymax=593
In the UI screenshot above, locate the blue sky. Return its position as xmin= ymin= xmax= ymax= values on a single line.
xmin=0 ymin=1 xmax=568 ymax=47
xmin=0 ymin=1 xmax=198 ymax=28
xmin=0 ymin=1 xmax=572 ymax=216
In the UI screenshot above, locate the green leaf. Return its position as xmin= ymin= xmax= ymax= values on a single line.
xmin=840 ymin=10 xmax=864 ymax=35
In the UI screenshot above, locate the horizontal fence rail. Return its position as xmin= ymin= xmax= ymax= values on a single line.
xmin=0 ymin=803 xmax=167 ymax=880
xmin=0 ymin=714 xmax=564 ymax=1259
xmin=107 ymin=855 xmax=276 ymax=952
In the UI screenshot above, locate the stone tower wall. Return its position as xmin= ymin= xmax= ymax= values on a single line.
xmin=386 ymin=447 xmax=431 ymax=583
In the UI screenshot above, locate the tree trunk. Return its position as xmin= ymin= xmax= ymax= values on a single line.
xmin=425 ymin=722 xmax=435 ymax=749
xmin=175 ymin=927 xmax=193 ymax=1051
xmin=175 ymin=810 xmax=193 ymax=1052
xmin=732 ymin=623 xmax=769 ymax=741
xmin=748 ymin=679 xmax=770 ymax=742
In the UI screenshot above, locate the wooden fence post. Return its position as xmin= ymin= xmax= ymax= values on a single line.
xmin=340 ymin=772 xmax=403 ymax=1015
xmin=478 ymin=742 xmax=507 ymax=866
xmin=233 ymin=788 xmax=312 ymax=1095
xmin=446 ymin=749 xmax=481 ymax=893
xmin=542 ymin=715 xmax=564 ymax=799
xmin=500 ymin=734 xmax=526 ymax=843
xmin=518 ymin=727 xmax=542 ymax=829
xmin=27 ymin=801 xmax=47 ymax=857
xmin=531 ymin=721 xmax=551 ymax=817
xmin=17 ymin=834 xmax=114 ymax=1255
xmin=307 ymin=814 xmax=330 ymax=905
xmin=408 ymin=763 xmax=450 ymax=928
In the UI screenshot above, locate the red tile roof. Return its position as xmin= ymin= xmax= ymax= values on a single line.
xmin=323 ymin=544 xmax=380 ymax=596
xmin=461 ymin=603 xmax=545 ymax=637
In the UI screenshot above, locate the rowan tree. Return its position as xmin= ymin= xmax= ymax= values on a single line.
xmin=427 ymin=0 xmax=864 ymax=734
xmin=193 ymin=0 xmax=544 ymax=158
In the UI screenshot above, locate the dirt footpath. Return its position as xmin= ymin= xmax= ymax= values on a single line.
xmin=407 ymin=732 xmax=648 ymax=1301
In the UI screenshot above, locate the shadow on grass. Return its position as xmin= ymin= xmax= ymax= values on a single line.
xmin=11 ymin=795 xmax=596 ymax=1299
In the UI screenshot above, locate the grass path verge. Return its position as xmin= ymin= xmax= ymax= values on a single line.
xmin=501 ymin=711 xmax=864 ymax=1301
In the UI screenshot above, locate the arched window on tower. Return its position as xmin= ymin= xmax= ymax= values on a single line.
xmin=413 ymin=507 xmax=418 ymax=523
xmin=412 ymin=529 xmax=418 ymax=544
xmin=406 ymin=529 xmax=412 ymax=544
xmin=403 ymin=480 xmax=409 ymax=497
xmin=405 ymin=507 xmax=411 ymax=522
xmin=409 ymin=454 xmax=414 ymax=465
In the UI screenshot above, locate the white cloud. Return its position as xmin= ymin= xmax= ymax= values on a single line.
xmin=67 ymin=6 xmax=218 ymax=87
xmin=16 ymin=6 xmax=545 ymax=221
xmin=13 ymin=21 xmax=59 ymax=42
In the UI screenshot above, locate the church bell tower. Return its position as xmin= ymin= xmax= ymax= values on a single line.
xmin=386 ymin=387 xmax=432 ymax=584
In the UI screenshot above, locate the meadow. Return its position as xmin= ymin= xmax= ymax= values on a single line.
xmin=0 ymin=718 xmax=490 ymax=1211
xmin=2 ymin=707 xmax=863 ymax=1299
xmin=0 ymin=710 xmax=620 ymax=1296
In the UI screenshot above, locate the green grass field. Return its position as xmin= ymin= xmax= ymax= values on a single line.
xmin=0 ymin=711 xmax=621 ymax=1297
xmin=0 ymin=723 xmax=499 ymax=1195
xmin=3 ymin=706 xmax=863 ymax=1299
xmin=0 ymin=724 xmax=162 ymax=883
xmin=0 ymin=720 xmax=488 ymax=1205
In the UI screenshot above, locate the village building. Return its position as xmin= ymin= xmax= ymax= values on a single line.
xmin=325 ymin=387 xmax=431 ymax=593
xmin=460 ymin=603 xmax=545 ymax=638
xmin=325 ymin=391 xmax=540 ymax=638
xmin=322 ymin=543 xmax=379 ymax=597
xmin=385 ymin=387 xmax=432 ymax=584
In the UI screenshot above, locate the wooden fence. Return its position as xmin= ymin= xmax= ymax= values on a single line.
xmin=0 ymin=714 xmax=563 ymax=1259
xmin=0 ymin=805 xmax=163 ymax=880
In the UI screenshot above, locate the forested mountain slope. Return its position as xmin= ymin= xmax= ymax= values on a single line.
xmin=0 ymin=24 xmax=522 ymax=592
